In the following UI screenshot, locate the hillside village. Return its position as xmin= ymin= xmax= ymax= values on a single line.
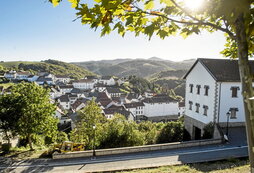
xmin=0 ymin=69 xmax=184 ymax=135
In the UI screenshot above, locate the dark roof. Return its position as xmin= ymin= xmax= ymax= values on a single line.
xmin=71 ymin=88 xmax=82 ymax=94
xmin=72 ymin=98 xmax=88 ymax=110
xmin=97 ymin=99 xmax=112 ymax=107
xmin=36 ymin=77 xmax=53 ymax=82
xmin=103 ymin=107 xmax=131 ymax=119
xmin=58 ymin=95 xmax=69 ymax=102
xmin=95 ymin=83 xmax=107 ymax=87
xmin=124 ymin=102 xmax=145 ymax=108
xmin=86 ymin=76 xmax=98 ymax=80
xmin=101 ymin=76 xmax=113 ymax=80
xmin=183 ymin=58 xmax=254 ymax=82
xmin=59 ymin=85 xmax=74 ymax=89
xmin=106 ymin=87 xmax=122 ymax=93
xmin=143 ymin=95 xmax=176 ymax=103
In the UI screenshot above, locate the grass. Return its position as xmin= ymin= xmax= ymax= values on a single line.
xmin=1 ymin=146 xmax=50 ymax=160
xmin=116 ymin=158 xmax=250 ymax=173
xmin=0 ymin=83 xmax=14 ymax=89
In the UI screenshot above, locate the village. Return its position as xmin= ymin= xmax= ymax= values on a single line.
xmin=0 ymin=69 xmax=184 ymax=135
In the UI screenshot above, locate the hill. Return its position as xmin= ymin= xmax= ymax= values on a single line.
xmin=73 ymin=58 xmax=195 ymax=78
xmin=0 ymin=59 xmax=93 ymax=79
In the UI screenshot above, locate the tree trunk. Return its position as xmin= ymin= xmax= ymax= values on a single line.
xmin=235 ymin=13 xmax=254 ymax=172
xmin=28 ymin=134 xmax=34 ymax=151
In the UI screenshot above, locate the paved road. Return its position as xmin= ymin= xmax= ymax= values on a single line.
xmin=0 ymin=141 xmax=248 ymax=173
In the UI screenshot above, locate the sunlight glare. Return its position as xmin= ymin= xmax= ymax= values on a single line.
xmin=184 ymin=0 xmax=204 ymax=10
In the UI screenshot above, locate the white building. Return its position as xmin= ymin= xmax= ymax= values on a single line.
xmin=55 ymin=75 xmax=71 ymax=84
xmin=16 ymin=71 xmax=31 ymax=80
xmin=59 ymin=85 xmax=74 ymax=94
xmin=4 ymin=71 xmax=16 ymax=80
xmin=27 ymin=75 xmax=39 ymax=82
xmin=72 ymin=79 xmax=96 ymax=90
xmin=183 ymin=58 xmax=246 ymax=140
xmin=58 ymin=95 xmax=71 ymax=110
xmin=124 ymin=102 xmax=145 ymax=120
xmin=99 ymin=76 xmax=116 ymax=86
xmin=143 ymin=94 xmax=179 ymax=121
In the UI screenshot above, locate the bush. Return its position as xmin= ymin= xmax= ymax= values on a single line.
xmin=56 ymin=131 xmax=69 ymax=143
xmin=1 ymin=143 xmax=11 ymax=152
xmin=156 ymin=121 xmax=184 ymax=143
xmin=202 ymin=122 xmax=214 ymax=139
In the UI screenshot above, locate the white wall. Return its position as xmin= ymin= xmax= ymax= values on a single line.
xmin=73 ymin=82 xmax=95 ymax=90
xmin=185 ymin=61 xmax=216 ymax=124
xmin=144 ymin=102 xmax=178 ymax=117
xmin=218 ymin=82 xmax=245 ymax=123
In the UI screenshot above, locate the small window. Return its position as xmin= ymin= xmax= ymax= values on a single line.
xmin=203 ymin=105 xmax=208 ymax=116
xmin=204 ymin=85 xmax=209 ymax=96
xmin=189 ymin=84 xmax=193 ymax=93
xmin=231 ymin=87 xmax=239 ymax=97
xmin=189 ymin=101 xmax=193 ymax=110
xmin=195 ymin=103 xmax=200 ymax=113
xmin=196 ymin=85 xmax=201 ymax=95
xmin=229 ymin=108 xmax=238 ymax=119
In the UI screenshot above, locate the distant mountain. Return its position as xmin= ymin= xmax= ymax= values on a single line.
xmin=73 ymin=58 xmax=195 ymax=78
xmin=0 ymin=59 xmax=94 ymax=79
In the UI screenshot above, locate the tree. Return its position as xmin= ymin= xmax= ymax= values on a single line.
xmin=71 ymin=99 xmax=107 ymax=149
xmin=0 ymin=94 xmax=22 ymax=144
xmin=10 ymin=82 xmax=58 ymax=150
xmin=156 ymin=121 xmax=184 ymax=143
xmin=50 ymin=0 xmax=254 ymax=169
xmin=100 ymin=114 xmax=144 ymax=148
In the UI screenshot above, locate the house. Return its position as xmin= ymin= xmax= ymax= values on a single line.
xmin=183 ymin=58 xmax=248 ymax=140
xmin=49 ymin=87 xmax=62 ymax=99
xmin=35 ymin=76 xmax=53 ymax=85
xmin=59 ymin=85 xmax=74 ymax=94
xmin=85 ymin=75 xmax=99 ymax=83
xmin=143 ymin=94 xmax=179 ymax=122
xmin=58 ymin=95 xmax=71 ymax=110
xmin=99 ymin=76 xmax=116 ymax=86
xmin=54 ymin=107 xmax=65 ymax=120
xmin=72 ymin=79 xmax=96 ymax=90
xmin=4 ymin=71 xmax=16 ymax=80
xmin=124 ymin=102 xmax=145 ymax=120
xmin=55 ymin=75 xmax=71 ymax=84
xmin=178 ymin=101 xmax=185 ymax=116
xmin=103 ymin=106 xmax=134 ymax=121
xmin=70 ymin=88 xmax=85 ymax=98
xmin=105 ymin=87 xmax=123 ymax=98
xmin=94 ymin=83 xmax=107 ymax=92
xmin=16 ymin=71 xmax=31 ymax=80
xmin=27 ymin=75 xmax=39 ymax=82
xmin=71 ymin=98 xmax=89 ymax=112
xmin=126 ymin=93 xmax=142 ymax=103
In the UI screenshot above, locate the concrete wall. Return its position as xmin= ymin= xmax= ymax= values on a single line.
xmin=218 ymin=82 xmax=245 ymax=123
xmin=53 ymin=138 xmax=222 ymax=159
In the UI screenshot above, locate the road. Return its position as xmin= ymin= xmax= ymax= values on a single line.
xmin=0 ymin=141 xmax=248 ymax=173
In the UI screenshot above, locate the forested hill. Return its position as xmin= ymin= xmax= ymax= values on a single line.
xmin=73 ymin=58 xmax=195 ymax=78
xmin=0 ymin=59 xmax=93 ymax=79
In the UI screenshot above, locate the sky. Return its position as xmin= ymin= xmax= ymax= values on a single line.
xmin=0 ymin=0 xmax=227 ymax=62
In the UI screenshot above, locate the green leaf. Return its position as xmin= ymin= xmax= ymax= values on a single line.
xmin=145 ymin=1 xmax=154 ymax=10
xmin=68 ymin=0 xmax=79 ymax=8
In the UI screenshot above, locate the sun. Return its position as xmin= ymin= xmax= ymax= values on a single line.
xmin=183 ymin=0 xmax=204 ymax=10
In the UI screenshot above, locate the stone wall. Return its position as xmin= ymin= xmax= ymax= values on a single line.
xmin=53 ymin=138 xmax=222 ymax=159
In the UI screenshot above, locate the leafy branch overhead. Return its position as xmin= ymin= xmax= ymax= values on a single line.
xmin=49 ymin=0 xmax=253 ymax=57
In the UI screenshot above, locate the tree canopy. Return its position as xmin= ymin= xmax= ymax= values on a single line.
xmin=9 ymin=82 xmax=58 ymax=150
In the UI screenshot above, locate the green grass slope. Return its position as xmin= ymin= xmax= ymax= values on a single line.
xmin=0 ymin=59 xmax=94 ymax=79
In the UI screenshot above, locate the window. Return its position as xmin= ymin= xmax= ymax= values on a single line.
xmin=231 ymin=87 xmax=239 ymax=97
xmin=196 ymin=85 xmax=201 ymax=95
xmin=229 ymin=108 xmax=238 ymax=119
xmin=189 ymin=101 xmax=193 ymax=110
xmin=195 ymin=103 xmax=200 ymax=113
xmin=204 ymin=85 xmax=209 ymax=96
xmin=203 ymin=105 xmax=208 ymax=116
xmin=189 ymin=84 xmax=193 ymax=93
